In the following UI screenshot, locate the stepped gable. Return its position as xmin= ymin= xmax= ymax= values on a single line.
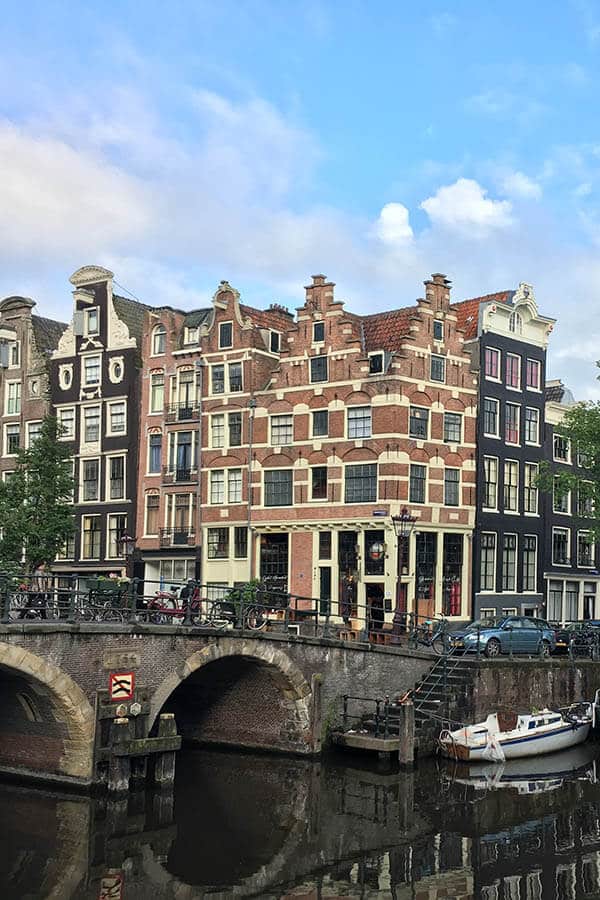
xmin=451 ymin=290 xmax=513 ymax=339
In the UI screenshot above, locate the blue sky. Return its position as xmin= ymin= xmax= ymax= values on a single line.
xmin=2 ymin=1 xmax=600 ymax=394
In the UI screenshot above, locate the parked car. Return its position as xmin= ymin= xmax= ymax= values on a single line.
xmin=551 ymin=621 xmax=600 ymax=656
xmin=449 ymin=615 xmax=556 ymax=658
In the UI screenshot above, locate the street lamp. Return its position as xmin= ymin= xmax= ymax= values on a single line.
xmin=391 ymin=508 xmax=417 ymax=643
xmin=119 ymin=532 xmax=136 ymax=578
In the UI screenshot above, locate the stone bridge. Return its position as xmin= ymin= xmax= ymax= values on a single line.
xmin=0 ymin=622 xmax=432 ymax=788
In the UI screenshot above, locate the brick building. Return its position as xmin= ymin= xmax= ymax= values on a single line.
xmin=0 ymin=295 xmax=66 ymax=479
xmin=137 ymin=273 xmax=478 ymax=624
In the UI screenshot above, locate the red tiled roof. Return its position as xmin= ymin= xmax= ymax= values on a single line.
xmin=451 ymin=291 xmax=513 ymax=339
xmin=240 ymin=303 xmax=293 ymax=332
xmin=361 ymin=306 xmax=414 ymax=352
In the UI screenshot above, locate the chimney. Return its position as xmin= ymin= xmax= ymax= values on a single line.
xmin=304 ymin=274 xmax=335 ymax=311
xmin=424 ymin=273 xmax=452 ymax=312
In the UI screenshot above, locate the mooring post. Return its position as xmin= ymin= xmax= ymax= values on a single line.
xmin=154 ymin=713 xmax=177 ymax=787
xmin=108 ymin=717 xmax=132 ymax=793
xmin=397 ymin=699 xmax=415 ymax=769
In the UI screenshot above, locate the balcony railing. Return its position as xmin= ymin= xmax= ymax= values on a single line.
xmin=159 ymin=528 xmax=196 ymax=547
xmin=162 ymin=466 xmax=198 ymax=483
xmin=165 ymin=403 xmax=200 ymax=423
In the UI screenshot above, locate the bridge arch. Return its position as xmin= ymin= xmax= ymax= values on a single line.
xmin=0 ymin=641 xmax=95 ymax=783
xmin=149 ymin=638 xmax=315 ymax=755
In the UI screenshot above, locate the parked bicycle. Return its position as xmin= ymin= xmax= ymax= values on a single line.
xmin=408 ymin=617 xmax=448 ymax=655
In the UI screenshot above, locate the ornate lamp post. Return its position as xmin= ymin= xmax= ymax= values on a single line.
xmin=391 ymin=508 xmax=417 ymax=643
xmin=119 ymin=532 xmax=136 ymax=579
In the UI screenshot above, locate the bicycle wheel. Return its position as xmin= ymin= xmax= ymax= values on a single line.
xmin=431 ymin=635 xmax=445 ymax=655
xmin=101 ymin=607 xmax=123 ymax=623
xmin=205 ymin=601 xmax=236 ymax=629
xmin=244 ymin=605 xmax=267 ymax=631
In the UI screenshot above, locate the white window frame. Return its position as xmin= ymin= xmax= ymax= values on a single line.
xmin=526 ymin=358 xmax=541 ymax=391
xmin=82 ymin=404 xmax=101 ymax=444
xmin=83 ymin=354 xmax=101 ymax=387
xmin=184 ymin=325 xmax=199 ymax=345
xmin=85 ymin=307 xmax=100 ymax=337
xmin=81 ymin=457 xmax=100 ymax=503
xmin=106 ymin=400 xmax=127 ymax=437
xmin=144 ymin=493 xmax=160 ymax=536
xmin=430 ymin=354 xmax=446 ymax=383
xmin=552 ymin=527 xmax=571 ymax=566
xmin=57 ymin=407 xmax=75 ymax=440
xmin=210 ymin=470 xmax=225 ymax=505
xmin=483 ymin=456 xmax=498 ymax=510
xmin=484 ymin=346 xmax=501 ymax=381
xmin=8 ymin=341 xmax=20 ymax=369
xmin=227 ymin=468 xmax=243 ymax=504
xmin=480 ymin=532 xmax=497 ymax=592
xmin=81 ymin=514 xmax=101 ymax=560
xmin=578 ymin=530 xmax=595 ymax=568
xmin=151 ymin=325 xmax=166 ymax=356
xmin=524 ymin=407 xmax=540 ymax=445
xmin=553 ymin=434 xmax=571 ymax=463
xmin=502 ymin=533 xmax=518 ymax=592
xmin=347 ymin=406 xmax=372 ymax=439
xmin=106 ymin=453 xmax=126 ymax=501
xmin=271 ymin=414 xmax=293 ymax=446
xmin=147 ymin=431 xmax=162 ymax=475
xmin=505 ymin=402 xmax=521 ymax=446
xmin=522 ymin=535 xmax=538 ymax=593
xmin=553 ymin=476 xmax=571 ymax=515
xmin=483 ymin=397 xmax=500 ymax=438
xmin=444 ymin=468 xmax=460 ymax=506
xmin=503 ymin=459 xmax=519 ymax=513
xmin=4 ymin=423 xmax=20 ymax=457
xmin=5 ymin=380 xmax=21 ymax=416
xmin=149 ymin=371 xmax=165 ymax=414
xmin=505 ymin=352 xmax=521 ymax=391
xmin=26 ymin=420 xmax=43 ymax=448
xmin=368 ymin=352 xmax=384 ymax=375
xmin=211 ymin=413 xmax=225 ymax=449
xmin=106 ymin=514 xmax=127 ymax=560
xmin=524 ymin=462 xmax=539 ymax=515
xmin=313 ymin=320 xmax=325 ymax=344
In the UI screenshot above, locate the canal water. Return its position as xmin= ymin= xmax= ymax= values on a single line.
xmin=2 ymin=744 xmax=600 ymax=898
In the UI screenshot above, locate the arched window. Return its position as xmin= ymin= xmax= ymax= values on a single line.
xmin=509 ymin=311 xmax=523 ymax=334
xmin=152 ymin=324 xmax=167 ymax=355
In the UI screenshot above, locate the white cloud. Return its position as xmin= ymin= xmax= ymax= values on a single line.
xmin=375 ymin=203 xmax=414 ymax=246
xmin=420 ymin=178 xmax=513 ymax=235
xmin=500 ymin=171 xmax=542 ymax=200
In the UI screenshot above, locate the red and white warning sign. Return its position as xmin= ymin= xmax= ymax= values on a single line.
xmin=99 ymin=873 xmax=123 ymax=900
xmin=109 ymin=672 xmax=135 ymax=702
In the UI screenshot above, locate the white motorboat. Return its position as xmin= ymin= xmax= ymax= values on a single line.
xmin=439 ymin=703 xmax=594 ymax=763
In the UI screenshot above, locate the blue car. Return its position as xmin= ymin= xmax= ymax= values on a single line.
xmin=450 ymin=615 xmax=556 ymax=658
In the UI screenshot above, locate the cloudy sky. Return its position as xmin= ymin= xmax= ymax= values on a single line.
xmin=2 ymin=1 xmax=600 ymax=396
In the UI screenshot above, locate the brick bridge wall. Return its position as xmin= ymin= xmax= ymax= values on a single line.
xmin=0 ymin=625 xmax=432 ymax=786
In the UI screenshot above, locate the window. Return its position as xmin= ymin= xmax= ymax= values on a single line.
xmin=57 ymin=407 xmax=75 ymax=439
xmin=8 ymin=341 xmax=20 ymax=368
xmin=483 ymin=457 xmax=498 ymax=509
xmin=82 ymin=459 xmax=99 ymax=501
xmin=509 ymin=311 xmax=523 ymax=334
xmin=484 ymin=347 xmax=500 ymax=380
xmin=433 ymin=319 xmax=444 ymax=341
xmin=234 ymin=526 xmax=248 ymax=558
xmin=183 ymin=326 xmax=198 ymax=345
xmin=565 ymin=582 xmax=579 ymax=620
xmin=369 ymin=353 xmax=383 ymax=374
xmin=227 ymin=413 xmax=242 ymax=447
xmin=264 ymin=469 xmax=293 ymax=507
xmin=524 ymin=462 xmax=539 ymax=514
xmin=319 ymin=531 xmax=332 ymax=559
xmin=108 ymin=401 xmax=126 ymax=435
xmin=211 ymin=414 xmax=225 ymax=448
xmin=480 ymin=533 xmax=497 ymax=591
xmin=313 ymin=321 xmax=325 ymax=343
xmin=210 ymin=470 xmax=225 ymax=505
xmin=229 ymin=362 xmax=243 ymax=393
xmin=506 ymin=353 xmax=521 ymax=389
xmin=27 ymin=421 xmax=42 ymax=447
xmin=504 ymin=461 xmax=519 ymax=512
xmin=82 ymin=516 xmax=101 ymax=559
xmin=107 ymin=514 xmax=127 ymax=559
xmin=207 ymin=527 xmax=229 ymax=559
xmin=526 ymin=358 xmax=541 ymax=390
xmin=345 ymin=464 xmax=377 ymax=503
xmin=310 ymin=356 xmax=328 ymax=383
xmin=348 ymin=406 xmax=372 ymax=439
xmin=577 ymin=482 xmax=594 ymax=516
xmin=211 ymin=364 xmax=225 ymax=394
xmin=552 ymin=528 xmax=570 ymax=565
xmin=554 ymin=434 xmax=570 ymax=462
xmin=219 ymin=321 xmax=233 ymax=349
xmin=553 ymin=476 xmax=570 ymax=514
xmin=85 ymin=308 xmax=99 ymax=336
xmin=444 ymin=469 xmax=460 ymax=506
xmin=5 ymin=424 xmax=19 ymax=455
xmin=228 ymin=468 xmax=242 ymax=503
xmin=409 ymin=464 xmax=426 ymax=504
xmin=148 ymin=434 xmax=162 ymax=473
xmin=524 ymin=408 xmax=539 ymax=444
xmin=83 ymin=406 xmax=100 ymax=442
xmin=271 ymin=414 xmax=293 ymax=445
xmin=548 ymin=580 xmax=563 ymax=621
xmin=150 ymin=373 xmax=164 ymax=413
xmin=6 ymin=381 xmax=21 ymax=415
xmin=430 ymin=355 xmax=445 ymax=383
xmin=502 ymin=534 xmax=517 ymax=592
xmin=483 ymin=398 xmax=499 ymax=437
xmin=578 ymin=531 xmax=595 ymax=567
xmin=409 ymin=407 xmax=429 ymax=439
xmin=312 ymin=410 xmax=328 ymax=437
xmin=152 ymin=325 xmax=166 ymax=355
xmin=505 ymin=403 xmax=520 ymax=444
xmin=443 ymin=412 xmax=462 ymax=443
xmin=83 ymin=356 xmax=101 ymax=386
xmin=311 ymin=466 xmax=328 ymax=500
xmin=145 ymin=494 xmax=160 ymax=535
xmin=270 ymin=331 xmax=280 ymax=353
xmin=109 ymin=456 xmax=125 ymax=500
xmin=522 ymin=535 xmax=537 ymax=592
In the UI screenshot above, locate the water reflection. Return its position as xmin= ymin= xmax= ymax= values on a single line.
xmin=2 ymin=744 xmax=600 ymax=897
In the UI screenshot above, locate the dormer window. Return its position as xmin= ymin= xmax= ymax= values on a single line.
xmin=9 ymin=341 xmax=20 ymax=368
xmin=509 ymin=311 xmax=523 ymax=334
xmin=313 ymin=321 xmax=325 ymax=344
xmin=219 ymin=322 xmax=233 ymax=349
xmin=433 ymin=319 xmax=444 ymax=342
xmin=184 ymin=326 xmax=198 ymax=345
xmin=85 ymin=308 xmax=99 ymax=336
xmin=369 ymin=353 xmax=383 ymax=375
xmin=152 ymin=325 xmax=166 ymax=356
xmin=270 ymin=331 xmax=281 ymax=353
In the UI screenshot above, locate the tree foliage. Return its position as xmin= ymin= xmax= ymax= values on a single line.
xmin=538 ymin=401 xmax=600 ymax=538
xmin=0 ymin=416 xmax=74 ymax=573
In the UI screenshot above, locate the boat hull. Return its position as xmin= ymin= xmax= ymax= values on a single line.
xmin=440 ymin=721 xmax=591 ymax=762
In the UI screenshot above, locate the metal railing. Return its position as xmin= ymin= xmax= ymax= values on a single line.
xmin=161 ymin=466 xmax=198 ymax=483
xmin=159 ymin=528 xmax=195 ymax=547
xmin=165 ymin=402 xmax=200 ymax=423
